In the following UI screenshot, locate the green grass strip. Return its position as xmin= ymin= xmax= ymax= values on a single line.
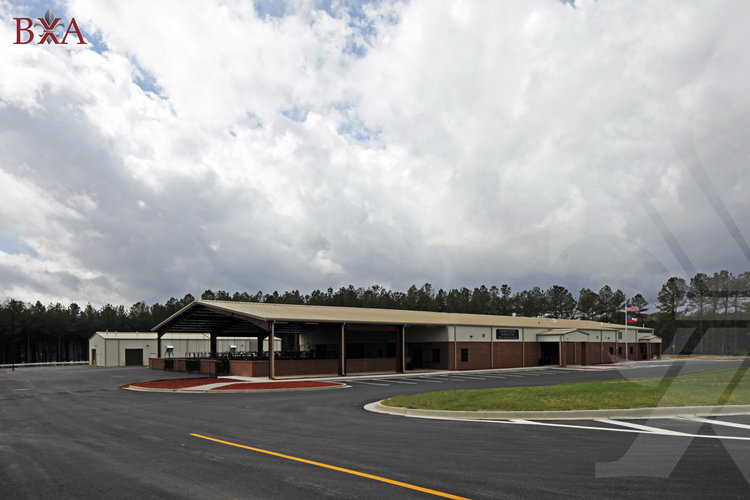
xmin=381 ymin=368 xmax=750 ymax=411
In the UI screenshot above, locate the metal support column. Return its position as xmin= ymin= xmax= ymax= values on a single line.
xmin=269 ymin=322 xmax=275 ymax=380
xmin=338 ymin=323 xmax=346 ymax=376
xmin=396 ymin=326 xmax=405 ymax=373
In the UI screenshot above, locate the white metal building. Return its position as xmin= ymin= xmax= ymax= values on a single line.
xmin=88 ymin=331 xmax=282 ymax=366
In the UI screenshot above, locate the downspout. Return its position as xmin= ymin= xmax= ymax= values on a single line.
xmin=453 ymin=325 xmax=457 ymax=370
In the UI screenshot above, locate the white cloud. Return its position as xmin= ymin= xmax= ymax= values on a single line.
xmin=0 ymin=0 xmax=748 ymax=307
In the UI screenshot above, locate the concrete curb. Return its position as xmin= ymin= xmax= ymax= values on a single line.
xmin=364 ymin=400 xmax=750 ymax=421
xmin=191 ymin=384 xmax=351 ymax=393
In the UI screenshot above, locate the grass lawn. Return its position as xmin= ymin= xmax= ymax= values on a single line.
xmin=381 ymin=367 xmax=750 ymax=411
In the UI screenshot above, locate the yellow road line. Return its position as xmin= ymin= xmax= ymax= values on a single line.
xmin=190 ymin=433 xmax=471 ymax=500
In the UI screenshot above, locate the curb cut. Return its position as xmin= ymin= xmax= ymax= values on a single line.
xmin=364 ymin=400 xmax=750 ymax=421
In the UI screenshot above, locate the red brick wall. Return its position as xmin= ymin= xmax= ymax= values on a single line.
xmin=493 ymin=343 xmax=524 ymax=368
xmin=626 ymin=342 xmax=637 ymax=360
xmin=199 ymin=359 xmax=218 ymax=376
xmin=601 ymin=343 xmax=617 ymax=363
xmin=229 ymin=360 xmax=269 ymax=377
xmin=229 ymin=360 xmax=340 ymax=377
xmin=455 ymin=342 xmax=491 ymax=370
xmin=565 ymin=342 xmax=577 ymax=365
xmin=346 ymin=358 xmax=396 ymax=374
xmin=524 ymin=342 xmax=542 ymax=367
xmin=585 ymin=343 xmax=601 ymax=364
xmin=278 ymin=359 xmax=338 ymax=376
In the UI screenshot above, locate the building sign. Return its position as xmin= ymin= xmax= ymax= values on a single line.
xmin=496 ymin=328 xmax=519 ymax=340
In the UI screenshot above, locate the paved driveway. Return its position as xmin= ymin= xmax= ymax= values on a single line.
xmin=1 ymin=359 xmax=748 ymax=499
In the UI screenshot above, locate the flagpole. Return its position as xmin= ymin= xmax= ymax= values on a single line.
xmin=625 ymin=302 xmax=628 ymax=361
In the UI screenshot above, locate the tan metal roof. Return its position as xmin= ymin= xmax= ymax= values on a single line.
xmin=153 ymin=300 xmax=644 ymax=332
xmin=93 ymin=332 xmax=156 ymax=340
xmin=639 ymin=335 xmax=662 ymax=342
xmin=536 ymin=328 xmax=590 ymax=336
xmin=91 ymin=332 xmax=208 ymax=340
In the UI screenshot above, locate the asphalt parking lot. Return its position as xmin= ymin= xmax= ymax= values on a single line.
xmin=1 ymin=359 xmax=749 ymax=499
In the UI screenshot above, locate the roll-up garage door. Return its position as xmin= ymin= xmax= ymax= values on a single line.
xmin=125 ymin=349 xmax=143 ymax=366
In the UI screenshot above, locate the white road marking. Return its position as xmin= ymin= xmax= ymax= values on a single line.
xmin=393 ymin=415 xmax=750 ymax=442
xmin=180 ymin=382 xmax=238 ymax=391
xmin=353 ymin=381 xmax=391 ymax=386
xmin=505 ymin=419 xmax=645 ymax=434
xmin=455 ymin=376 xmax=487 ymax=380
xmin=389 ymin=380 xmax=417 ymax=385
xmin=593 ymin=419 xmax=689 ymax=436
xmin=677 ymin=416 xmax=750 ymax=430
xmin=405 ymin=378 xmax=443 ymax=383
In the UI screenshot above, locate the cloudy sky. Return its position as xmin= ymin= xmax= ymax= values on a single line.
xmin=1 ymin=0 xmax=748 ymax=307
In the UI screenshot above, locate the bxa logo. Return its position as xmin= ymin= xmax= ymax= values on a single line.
xmin=14 ymin=9 xmax=86 ymax=45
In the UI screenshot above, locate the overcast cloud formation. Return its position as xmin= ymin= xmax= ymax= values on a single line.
xmin=0 ymin=0 xmax=749 ymax=306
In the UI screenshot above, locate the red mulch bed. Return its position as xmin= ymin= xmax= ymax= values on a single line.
xmin=126 ymin=378 xmax=241 ymax=389
xmin=212 ymin=381 xmax=342 ymax=390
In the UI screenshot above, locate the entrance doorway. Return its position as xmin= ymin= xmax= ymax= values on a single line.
xmin=91 ymin=349 xmax=96 ymax=365
xmin=540 ymin=343 xmax=559 ymax=365
xmin=409 ymin=348 xmax=424 ymax=370
xmin=125 ymin=349 xmax=143 ymax=366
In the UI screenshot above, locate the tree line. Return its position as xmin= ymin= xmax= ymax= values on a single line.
xmin=2 ymin=271 xmax=747 ymax=364
xmin=0 ymin=283 xmax=644 ymax=364
xmin=656 ymin=271 xmax=750 ymax=353
xmin=207 ymin=284 xmax=646 ymax=325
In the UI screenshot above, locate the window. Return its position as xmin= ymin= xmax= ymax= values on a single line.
xmin=618 ymin=332 xmax=622 ymax=339
xmin=432 ymin=348 xmax=440 ymax=364
xmin=609 ymin=347 xmax=614 ymax=355
xmin=618 ymin=346 xmax=623 ymax=355
xmin=460 ymin=348 xmax=469 ymax=362
xmin=629 ymin=346 xmax=634 ymax=355
xmin=496 ymin=329 xmax=519 ymax=340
